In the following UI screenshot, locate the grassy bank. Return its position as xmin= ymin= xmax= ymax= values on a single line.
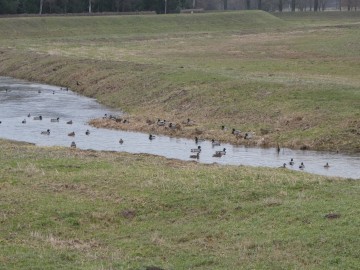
xmin=0 ymin=139 xmax=359 ymax=269
xmin=0 ymin=11 xmax=359 ymax=152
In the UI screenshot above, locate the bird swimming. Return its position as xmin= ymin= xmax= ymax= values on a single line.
xmin=191 ymin=146 xmax=201 ymax=153
xmin=41 ymin=129 xmax=50 ymax=135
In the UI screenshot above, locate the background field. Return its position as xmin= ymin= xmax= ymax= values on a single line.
xmin=0 ymin=11 xmax=360 ymax=269
xmin=0 ymin=11 xmax=359 ymax=152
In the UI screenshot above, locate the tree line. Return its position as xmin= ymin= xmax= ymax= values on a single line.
xmin=0 ymin=0 xmax=358 ymax=15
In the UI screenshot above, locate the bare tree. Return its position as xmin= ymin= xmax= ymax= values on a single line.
xmin=279 ymin=0 xmax=283 ymax=11
xmin=88 ymin=0 xmax=92 ymax=13
xmin=39 ymin=0 xmax=44 ymax=14
xmin=291 ymin=0 xmax=296 ymax=11
xmin=314 ymin=0 xmax=319 ymax=11
xmin=245 ymin=0 xmax=251 ymax=9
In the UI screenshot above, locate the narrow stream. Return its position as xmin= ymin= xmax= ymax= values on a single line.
xmin=0 ymin=76 xmax=359 ymax=179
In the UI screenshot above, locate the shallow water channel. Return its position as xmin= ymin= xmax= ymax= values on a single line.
xmin=0 ymin=76 xmax=359 ymax=179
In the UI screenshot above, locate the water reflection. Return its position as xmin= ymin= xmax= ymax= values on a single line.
xmin=0 ymin=76 xmax=359 ymax=179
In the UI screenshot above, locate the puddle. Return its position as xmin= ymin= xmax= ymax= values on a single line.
xmin=0 ymin=76 xmax=359 ymax=179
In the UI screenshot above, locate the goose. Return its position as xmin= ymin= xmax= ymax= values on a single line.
xmin=289 ymin=158 xmax=294 ymax=166
xmin=149 ymin=134 xmax=155 ymax=140
xmin=70 ymin=141 xmax=76 ymax=148
xmin=232 ymin=128 xmax=241 ymax=135
xmin=33 ymin=115 xmax=42 ymax=120
xmin=68 ymin=131 xmax=75 ymax=137
xmin=21 ymin=119 xmax=26 ymax=124
xmin=324 ymin=162 xmax=330 ymax=168
xmin=41 ymin=129 xmax=50 ymax=135
xmin=191 ymin=146 xmax=201 ymax=153
xmin=195 ymin=136 xmax=205 ymax=144
xmin=85 ymin=130 xmax=90 ymax=135
xmin=66 ymin=120 xmax=73 ymax=125
xmin=190 ymin=152 xmax=200 ymax=159
xmin=50 ymin=117 xmax=60 ymax=122
xmin=215 ymin=148 xmax=226 ymax=155
xmin=299 ymin=162 xmax=305 ymax=169
xmin=280 ymin=163 xmax=287 ymax=168
xmin=211 ymin=139 xmax=220 ymax=147
xmin=119 ymin=139 xmax=124 ymax=144
xmin=27 ymin=113 xmax=31 ymax=118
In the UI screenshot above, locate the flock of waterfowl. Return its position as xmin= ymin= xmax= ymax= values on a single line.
xmin=1 ymin=87 xmax=334 ymax=173
xmin=2 ymin=112 xmax=89 ymax=149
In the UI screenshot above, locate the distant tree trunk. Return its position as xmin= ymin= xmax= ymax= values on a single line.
xmin=257 ymin=0 xmax=262 ymax=9
xmin=279 ymin=0 xmax=283 ymax=11
xmin=89 ymin=0 xmax=92 ymax=13
xmin=193 ymin=0 xmax=196 ymax=8
xmin=165 ymin=0 xmax=167 ymax=14
xmin=291 ymin=0 xmax=296 ymax=11
xmin=39 ymin=0 xmax=44 ymax=14
xmin=224 ymin=0 xmax=228 ymax=10
xmin=246 ymin=0 xmax=251 ymax=9
xmin=314 ymin=0 xmax=318 ymax=11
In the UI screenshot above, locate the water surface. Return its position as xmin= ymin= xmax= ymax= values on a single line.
xmin=0 ymin=76 xmax=359 ymax=179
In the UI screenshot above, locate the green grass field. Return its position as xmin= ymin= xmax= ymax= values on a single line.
xmin=1 ymin=139 xmax=359 ymax=269
xmin=0 ymin=11 xmax=360 ymax=269
xmin=0 ymin=11 xmax=359 ymax=152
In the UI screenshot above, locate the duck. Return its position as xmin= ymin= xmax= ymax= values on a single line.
xmin=70 ymin=141 xmax=76 ymax=148
xmin=195 ymin=136 xmax=205 ymax=144
xmin=168 ymin=122 xmax=178 ymax=130
xmin=41 ymin=129 xmax=50 ymax=135
xmin=33 ymin=115 xmax=42 ymax=120
xmin=299 ymin=162 xmax=305 ymax=169
xmin=157 ymin=119 xmax=166 ymax=126
xmin=211 ymin=139 xmax=220 ymax=147
xmin=280 ymin=163 xmax=287 ymax=168
xmin=119 ymin=139 xmax=124 ymax=144
xmin=68 ymin=131 xmax=75 ymax=137
xmin=289 ymin=158 xmax=294 ymax=166
xmin=149 ymin=134 xmax=156 ymax=140
xmin=50 ymin=117 xmax=60 ymax=122
xmin=324 ymin=162 xmax=330 ymax=168
xmin=232 ymin=128 xmax=241 ymax=135
xmin=244 ymin=132 xmax=253 ymax=139
xmin=38 ymin=90 xmax=41 ymax=93
xmin=21 ymin=119 xmax=26 ymax=124
xmin=185 ymin=118 xmax=195 ymax=126
xmin=221 ymin=125 xmax=228 ymax=131
xmin=52 ymin=91 xmax=55 ymax=94
xmin=66 ymin=120 xmax=73 ymax=125
xmin=212 ymin=151 xmax=223 ymax=158
xmin=191 ymin=146 xmax=201 ymax=153
xmin=85 ymin=130 xmax=90 ymax=135
xmin=27 ymin=113 xmax=31 ymax=118
xmin=215 ymin=148 xmax=226 ymax=155
xmin=190 ymin=152 xmax=200 ymax=159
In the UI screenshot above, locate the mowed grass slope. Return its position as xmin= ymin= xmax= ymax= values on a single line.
xmin=0 ymin=11 xmax=359 ymax=152
xmin=1 ymin=139 xmax=359 ymax=269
